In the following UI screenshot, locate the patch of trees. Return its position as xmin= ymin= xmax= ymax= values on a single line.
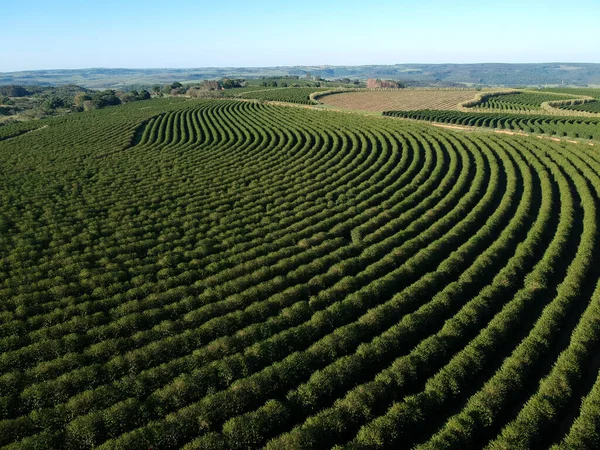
xmin=221 ymin=78 xmax=246 ymax=89
xmin=156 ymin=80 xmax=247 ymax=97
xmin=71 ymin=89 xmax=151 ymax=111
xmin=116 ymin=89 xmax=151 ymax=104
xmin=200 ymin=81 xmax=221 ymax=91
xmin=162 ymin=82 xmax=185 ymax=96
xmin=0 ymin=85 xmax=31 ymax=97
xmin=173 ymin=79 xmax=250 ymax=99
xmin=366 ymin=78 xmax=405 ymax=89
xmin=0 ymin=84 xmax=96 ymax=119
xmin=43 ymin=96 xmax=65 ymax=112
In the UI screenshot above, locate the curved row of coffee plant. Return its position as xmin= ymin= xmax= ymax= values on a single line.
xmin=463 ymin=91 xmax=582 ymax=112
xmin=0 ymin=98 xmax=599 ymax=449
xmin=540 ymin=88 xmax=600 ymax=114
xmin=0 ymin=120 xmax=48 ymax=141
xmin=383 ymin=109 xmax=600 ymax=140
xmin=238 ymin=87 xmax=330 ymax=104
xmin=543 ymin=87 xmax=600 ymax=98
xmin=559 ymin=101 xmax=600 ymax=113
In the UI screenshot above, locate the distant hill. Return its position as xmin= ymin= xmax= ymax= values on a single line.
xmin=2 ymin=64 xmax=600 ymax=89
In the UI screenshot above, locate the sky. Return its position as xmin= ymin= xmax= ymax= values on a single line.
xmin=2 ymin=0 xmax=600 ymax=72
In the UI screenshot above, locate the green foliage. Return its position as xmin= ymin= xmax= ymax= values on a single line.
xmin=469 ymin=91 xmax=573 ymax=111
xmin=43 ymin=96 xmax=64 ymax=111
xmin=0 ymin=84 xmax=94 ymax=119
xmin=543 ymin=87 xmax=600 ymax=99
xmin=384 ymin=109 xmax=600 ymax=140
xmin=560 ymin=100 xmax=600 ymax=113
xmin=90 ymin=90 xmax=121 ymax=108
xmin=0 ymin=98 xmax=600 ymax=450
xmin=220 ymin=78 xmax=246 ymax=89
xmin=0 ymin=85 xmax=30 ymax=97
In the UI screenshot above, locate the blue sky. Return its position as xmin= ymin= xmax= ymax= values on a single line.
xmin=2 ymin=0 xmax=599 ymax=71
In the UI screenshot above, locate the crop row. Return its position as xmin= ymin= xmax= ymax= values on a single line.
xmin=469 ymin=92 xmax=575 ymax=111
xmin=383 ymin=109 xmax=600 ymax=140
xmin=559 ymin=100 xmax=600 ymax=113
xmin=238 ymin=88 xmax=329 ymax=104
xmin=1 ymin=98 xmax=600 ymax=448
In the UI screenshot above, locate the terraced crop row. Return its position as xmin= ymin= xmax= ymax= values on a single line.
xmin=0 ymin=98 xmax=599 ymax=449
xmin=469 ymin=92 xmax=576 ymax=111
xmin=543 ymin=88 xmax=600 ymax=99
xmin=238 ymin=87 xmax=329 ymax=104
xmin=559 ymin=100 xmax=600 ymax=113
xmin=383 ymin=109 xmax=600 ymax=140
xmin=0 ymin=120 xmax=47 ymax=141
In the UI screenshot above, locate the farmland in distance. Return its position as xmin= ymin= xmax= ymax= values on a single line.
xmin=318 ymin=89 xmax=484 ymax=111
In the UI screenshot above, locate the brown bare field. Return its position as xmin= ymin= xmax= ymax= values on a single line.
xmin=319 ymin=89 xmax=481 ymax=112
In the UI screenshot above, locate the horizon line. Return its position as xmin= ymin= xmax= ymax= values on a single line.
xmin=2 ymin=62 xmax=600 ymax=75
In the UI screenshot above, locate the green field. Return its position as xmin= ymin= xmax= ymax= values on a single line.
xmin=384 ymin=109 xmax=600 ymax=139
xmin=543 ymin=87 xmax=600 ymax=98
xmin=559 ymin=100 xmax=600 ymax=113
xmin=469 ymin=92 xmax=578 ymax=111
xmin=543 ymin=88 xmax=600 ymax=114
xmin=464 ymin=89 xmax=600 ymax=115
xmin=238 ymin=87 xmax=331 ymax=104
xmin=1 ymin=97 xmax=600 ymax=449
